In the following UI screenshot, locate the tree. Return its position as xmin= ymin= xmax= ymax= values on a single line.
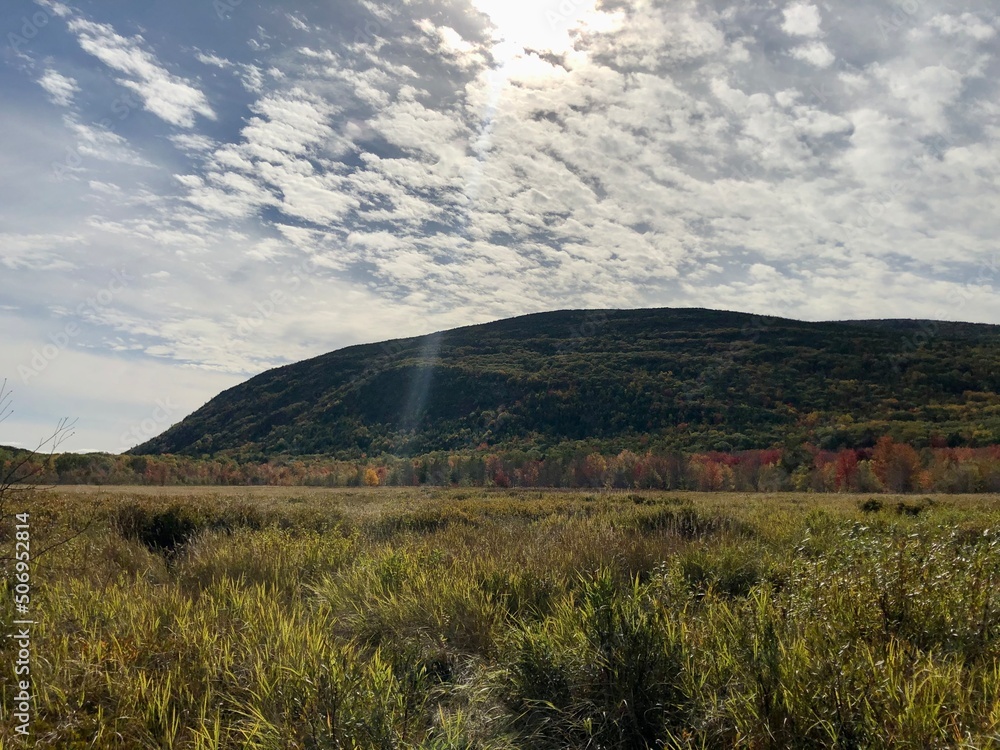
xmin=871 ymin=436 xmax=922 ymax=492
xmin=692 ymin=456 xmax=733 ymax=491
xmin=580 ymin=452 xmax=608 ymax=488
xmin=833 ymin=449 xmax=859 ymax=492
xmin=855 ymin=460 xmax=884 ymax=492
xmin=363 ymin=467 xmax=380 ymax=486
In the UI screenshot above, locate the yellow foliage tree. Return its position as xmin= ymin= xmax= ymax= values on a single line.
xmin=363 ymin=468 xmax=380 ymax=487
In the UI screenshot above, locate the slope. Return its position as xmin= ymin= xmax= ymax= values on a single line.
xmin=130 ymin=307 xmax=1000 ymax=458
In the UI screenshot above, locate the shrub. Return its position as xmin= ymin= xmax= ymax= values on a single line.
xmin=678 ymin=546 xmax=767 ymax=598
xmin=859 ymin=497 xmax=884 ymax=513
xmin=894 ymin=498 xmax=933 ymax=517
xmin=631 ymin=505 xmax=751 ymax=540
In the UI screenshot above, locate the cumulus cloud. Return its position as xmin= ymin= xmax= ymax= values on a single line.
xmin=782 ymin=2 xmax=823 ymax=37
xmin=790 ymin=40 xmax=836 ymax=68
xmin=928 ymin=12 xmax=996 ymax=40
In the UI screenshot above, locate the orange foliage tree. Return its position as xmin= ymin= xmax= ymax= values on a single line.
xmin=871 ymin=436 xmax=922 ymax=492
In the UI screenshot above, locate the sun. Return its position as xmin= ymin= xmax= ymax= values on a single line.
xmin=471 ymin=0 xmax=620 ymax=59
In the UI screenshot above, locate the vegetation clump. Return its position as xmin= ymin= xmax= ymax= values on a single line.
xmin=112 ymin=500 xmax=265 ymax=553
xmin=859 ymin=497 xmax=884 ymax=513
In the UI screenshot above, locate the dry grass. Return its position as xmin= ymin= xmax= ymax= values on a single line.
xmin=2 ymin=487 xmax=1000 ymax=748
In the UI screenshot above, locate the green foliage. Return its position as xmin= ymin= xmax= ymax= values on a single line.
xmin=123 ymin=308 xmax=1000 ymax=459
xmin=628 ymin=504 xmax=753 ymax=539
xmin=859 ymin=497 xmax=884 ymax=513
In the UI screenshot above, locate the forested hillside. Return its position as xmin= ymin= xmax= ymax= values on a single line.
xmin=130 ymin=308 xmax=1000 ymax=459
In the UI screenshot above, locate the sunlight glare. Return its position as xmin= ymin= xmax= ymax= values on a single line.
xmin=471 ymin=0 xmax=621 ymax=59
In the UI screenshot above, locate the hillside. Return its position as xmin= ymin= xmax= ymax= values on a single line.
xmin=130 ymin=308 xmax=1000 ymax=459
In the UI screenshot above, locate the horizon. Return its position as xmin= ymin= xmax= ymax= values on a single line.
xmin=3 ymin=0 xmax=999 ymax=451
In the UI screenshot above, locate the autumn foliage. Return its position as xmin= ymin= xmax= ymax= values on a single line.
xmin=6 ymin=439 xmax=1000 ymax=492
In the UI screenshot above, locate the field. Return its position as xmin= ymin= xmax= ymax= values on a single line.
xmin=2 ymin=487 xmax=1000 ymax=749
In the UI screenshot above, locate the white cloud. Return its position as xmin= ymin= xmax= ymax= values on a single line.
xmin=170 ymin=133 xmax=216 ymax=153
xmin=872 ymin=62 xmax=964 ymax=134
xmin=790 ymin=40 xmax=835 ymax=68
xmin=928 ymin=13 xmax=996 ymax=41
xmin=0 ymin=233 xmax=81 ymax=270
xmin=782 ymin=2 xmax=823 ymax=37
xmin=179 ymin=88 xmax=360 ymax=223
xmin=65 ymin=119 xmax=156 ymax=167
xmin=588 ymin=1 xmax=725 ymax=69
xmin=416 ymin=19 xmax=487 ymax=70
xmin=68 ymin=18 xmax=215 ymax=127
xmin=196 ymin=52 xmax=231 ymax=67
xmin=38 ymin=69 xmax=79 ymax=107
xmin=240 ymin=64 xmax=265 ymax=93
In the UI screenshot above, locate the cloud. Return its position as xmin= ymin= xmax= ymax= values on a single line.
xmin=0 ymin=233 xmax=81 ymax=271
xmin=38 ymin=69 xmax=79 ymax=106
xmin=790 ymin=40 xmax=835 ymax=68
xmin=781 ymin=2 xmax=823 ymax=37
xmin=196 ymin=52 xmax=231 ymax=68
xmin=416 ymin=19 xmax=487 ymax=70
xmin=928 ymin=13 xmax=996 ymax=41
xmin=872 ymin=62 xmax=964 ymax=134
xmin=68 ymin=18 xmax=215 ymax=127
xmin=169 ymin=133 xmax=216 ymax=153
xmin=65 ymin=119 xmax=156 ymax=166
xmin=179 ymin=88 xmax=360 ymax=223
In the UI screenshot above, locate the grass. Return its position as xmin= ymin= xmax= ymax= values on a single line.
xmin=1 ymin=487 xmax=1000 ymax=748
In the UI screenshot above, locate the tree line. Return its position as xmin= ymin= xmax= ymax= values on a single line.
xmin=4 ymin=437 xmax=1000 ymax=493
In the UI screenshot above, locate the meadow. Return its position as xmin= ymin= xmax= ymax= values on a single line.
xmin=1 ymin=486 xmax=999 ymax=748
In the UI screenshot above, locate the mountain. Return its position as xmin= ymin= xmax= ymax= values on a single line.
xmin=130 ymin=307 xmax=1000 ymax=459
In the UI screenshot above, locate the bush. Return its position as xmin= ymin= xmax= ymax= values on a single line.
xmin=678 ymin=546 xmax=767 ymax=598
xmin=894 ymin=497 xmax=934 ymax=517
xmin=859 ymin=497 xmax=884 ymax=513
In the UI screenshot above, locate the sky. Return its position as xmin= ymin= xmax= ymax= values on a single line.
xmin=1 ymin=0 xmax=999 ymax=452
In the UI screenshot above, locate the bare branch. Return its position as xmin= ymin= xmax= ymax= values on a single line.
xmin=0 ymin=390 xmax=86 ymax=591
xmin=0 ymin=378 xmax=11 ymax=425
xmin=0 ymin=386 xmax=79 ymax=554
xmin=0 ymin=416 xmax=77 ymax=493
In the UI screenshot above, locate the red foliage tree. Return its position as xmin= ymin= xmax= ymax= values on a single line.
xmin=834 ymin=449 xmax=859 ymax=491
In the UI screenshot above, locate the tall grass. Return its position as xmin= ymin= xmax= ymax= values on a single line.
xmin=1 ymin=488 xmax=999 ymax=747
